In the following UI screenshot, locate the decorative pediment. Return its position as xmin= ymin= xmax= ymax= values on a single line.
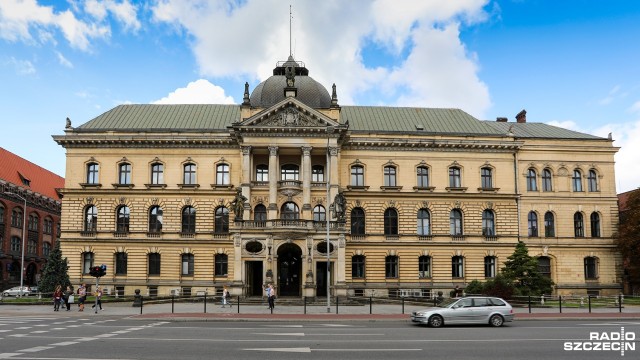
xmin=236 ymin=97 xmax=341 ymax=130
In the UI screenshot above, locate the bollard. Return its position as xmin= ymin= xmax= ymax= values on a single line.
xmin=237 ymin=295 xmax=240 ymax=314
xmin=559 ymin=295 xmax=562 ymax=313
xmin=140 ymin=296 xmax=143 ymax=315
xmin=304 ymin=296 xmax=307 ymax=314
xmin=528 ymin=295 xmax=531 ymax=314
xmin=619 ymin=294 xmax=622 ymax=313
xmin=402 ymin=297 xmax=405 ymax=314
xmin=336 ymin=296 xmax=339 ymax=314
xmin=204 ymin=293 xmax=207 ymax=313
xmin=172 ymin=295 xmax=174 ymax=314
xmin=588 ymin=295 xmax=592 ymax=313
xmin=369 ymin=296 xmax=373 ymax=314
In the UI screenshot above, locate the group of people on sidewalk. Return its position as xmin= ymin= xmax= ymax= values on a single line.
xmin=220 ymin=283 xmax=276 ymax=311
xmin=52 ymin=283 xmax=102 ymax=312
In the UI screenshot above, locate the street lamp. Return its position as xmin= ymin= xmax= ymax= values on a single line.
xmin=326 ymin=126 xmax=335 ymax=313
xmin=4 ymin=191 xmax=27 ymax=297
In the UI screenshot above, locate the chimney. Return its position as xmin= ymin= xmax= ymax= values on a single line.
xmin=496 ymin=117 xmax=508 ymax=122
xmin=515 ymin=109 xmax=527 ymax=123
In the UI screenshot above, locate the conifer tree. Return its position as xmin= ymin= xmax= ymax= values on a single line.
xmin=38 ymin=241 xmax=71 ymax=294
xmin=501 ymin=241 xmax=553 ymax=296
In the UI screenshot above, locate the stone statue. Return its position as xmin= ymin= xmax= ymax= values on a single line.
xmin=65 ymin=117 xmax=72 ymax=129
xmin=332 ymin=191 xmax=346 ymax=222
xmin=231 ymin=188 xmax=247 ymax=220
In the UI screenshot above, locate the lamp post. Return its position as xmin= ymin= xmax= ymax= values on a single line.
xmin=326 ymin=126 xmax=334 ymax=313
xmin=5 ymin=191 xmax=27 ymax=297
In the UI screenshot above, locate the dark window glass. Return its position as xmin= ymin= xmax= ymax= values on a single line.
xmin=151 ymin=163 xmax=164 ymax=184
xmin=351 ymin=165 xmax=364 ymax=186
xmin=588 ymin=170 xmax=598 ymax=192
xmin=115 ymin=252 xmax=127 ymax=275
xmin=574 ymin=212 xmax=584 ymax=237
xmin=449 ymin=167 xmax=461 ymax=187
xmin=484 ymin=256 xmax=496 ymax=278
xmin=350 ymin=208 xmax=365 ymax=235
xmin=416 ymin=166 xmax=429 ymax=187
xmin=542 ymin=169 xmax=552 ymax=191
xmin=544 ymin=212 xmax=555 ymax=237
xmin=528 ymin=211 xmax=538 ymax=237
xmin=584 ymin=257 xmax=598 ymax=279
xmin=590 ymin=212 xmax=601 ymax=237
xmin=452 ymin=256 xmax=464 ymax=278
xmin=482 ymin=210 xmax=495 ymax=236
xmin=281 ymin=202 xmax=299 ymax=220
xmin=352 ymin=255 xmax=365 ymax=278
xmin=116 ymin=206 xmax=130 ymax=233
xmin=149 ymin=206 xmax=163 ymax=233
xmin=538 ymin=256 xmax=551 ymax=278
xmin=450 ymin=209 xmax=463 ymax=235
xmin=183 ymin=163 xmax=196 ymax=184
xmin=573 ymin=170 xmax=583 ymax=192
xmin=312 ymin=165 xmax=324 ymax=182
xmin=526 ymin=168 xmax=537 ymax=191
xmin=384 ymin=208 xmax=398 ymax=235
xmin=418 ymin=256 xmax=431 ymax=278
xmin=181 ymin=253 xmax=194 ymax=275
xmin=87 ymin=163 xmax=99 ymax=184
xmin=417 ymin=209 xmax=430 ymax=235
xmin=148 ymin=253 xmax=161 ymax=275
xmin=119 ymin=163 xmax=131 ymax=185
xmin=254 ymin=204 xmax=267 ymax=223
xmin=10 ymin=236 xmax=21 ymax=252
xmin=313 ymin=205 xmax=326 ymax=222
xmin=215 ymin=254 xmax=228 ymax=276
xmin=385 ymin=255 xmax=399 ymax=278
xmin=182 ymin=206 xmax=196 ymax=233
xmin=43 ymin=242 xmax=51 ymax=256
xmin=384 ymin=166 xmax=397 ymax=186
xmin=215 ymin=207 xmax=229 ymax=233
xmin=481 ymin=167 xmax=492 ymax=189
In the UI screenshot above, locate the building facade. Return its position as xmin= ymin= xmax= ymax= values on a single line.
xmin=54 ymin=57 xmax=622 ymax=298
xmin=0 ymin=147 xmax=64 ymax=290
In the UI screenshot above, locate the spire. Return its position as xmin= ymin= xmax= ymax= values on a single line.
xmin=331 ymin=83 xmax=339 ymax=108
xmin=242 ymin=82 xmax=250 ymax=105
xmin=289 ymin=5 xmax=293 ymax=57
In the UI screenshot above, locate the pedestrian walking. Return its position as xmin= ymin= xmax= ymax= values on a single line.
xmin=77 ymin=284 xmax=87 ymax=312
xmin=267 ymin=284 xmax=275 ymax=311
xmin=63 ymin=286 xmax=73 ymax=311
xmin=92 ymin=286 xmax=103 ymax=310
xmin=221 ymin=286 xmax=230 ymax=308
xmin=53 ymin=285 xmax=63 ymax=311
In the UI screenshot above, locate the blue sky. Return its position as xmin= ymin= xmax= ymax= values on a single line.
xmin=1 ymin=0 xmax=639 ymax=193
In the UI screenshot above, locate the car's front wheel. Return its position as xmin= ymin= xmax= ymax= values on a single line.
xmin=489 ymin=314 xmax=504 ymax=327
xmin=2 ymin=292 xmax=8 ymax=297
xmin=428 ymin=315 xmax=444 ymax=328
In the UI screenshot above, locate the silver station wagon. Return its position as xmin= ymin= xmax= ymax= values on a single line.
xmin=411 ymin=296 xmax=514 ymax=327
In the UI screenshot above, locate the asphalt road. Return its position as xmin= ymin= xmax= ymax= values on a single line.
xmin=1 ymin=315 xmax=639 ymax=360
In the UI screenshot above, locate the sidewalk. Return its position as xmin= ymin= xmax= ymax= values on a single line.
xmin=2 ymin=301 xmax=640 ymax=322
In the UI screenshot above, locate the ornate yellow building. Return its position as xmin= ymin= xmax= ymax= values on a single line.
xmin=53 ymin=56 xmax=621 ymax=298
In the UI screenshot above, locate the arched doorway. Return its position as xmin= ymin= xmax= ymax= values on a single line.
xmin=277 ymin=243 xmax=302 ymax=297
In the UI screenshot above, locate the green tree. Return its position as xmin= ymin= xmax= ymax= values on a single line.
xmin=617 ymin=189 xmax=640 ymax=287
xmin=38 ymin=242 xmax=71 ymax=294
xmin=501 ymin=241 xmax=553 ymax=296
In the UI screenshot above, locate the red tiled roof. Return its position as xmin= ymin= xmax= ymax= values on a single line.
xmin=618 ymin=188 xmax=640 ymax=212
xmin=0 ymin=147 xmax=65 ymax=200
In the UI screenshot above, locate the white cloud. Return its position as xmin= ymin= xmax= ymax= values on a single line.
xmin=6 ymin=57 xmax=36 ymax=75
xmin=596 ymin=120 xmax=640 ymax=193
xmin=628 ymin=100 xmax=640 ymax=114
xmin=546 ymin=120 xmax=581 ymax=132
xmin=598 ymin=85 xmax=621 ymax=106
xmin=0 ymin=0 xmax=140 ymax=51
xmin=151 ymin=0 xmax=492 ymax=116
xmin=152 ymin=79 xmax=235 ymax=104
xmin=56 ymin=51 xmax=73 ymax=68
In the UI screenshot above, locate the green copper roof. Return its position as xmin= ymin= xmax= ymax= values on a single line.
xmin=341 ymin=106 xmax=504 ymax=136
xmin=76 ymin=104 xmax=240 ymax=132
xmin=484 ymin=121 xmax=605 ymax=140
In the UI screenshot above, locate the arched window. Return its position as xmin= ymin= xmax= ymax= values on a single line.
xmin=542 ymin=168 xmax=553 ymax=192
xmin=584 ymin=257 xmax=598 ymax=279
xmin=482 ymin=210 xmax=495 ymax=236
xmin=417 ymin=209 xmax=431 ymax=236
xmin=181 ymin=206 xmax=196 ymax=233
xmin=148 ymin=253 xmax=161 ymax=275
xmin=254 ymin=204 xmax=267 ymax=223
xmin=216 ymin=163 xmax=230 ymax=185
xmin=590 ymin=212 xmax=601 ymax=237
xmin=418 ymin=255 xmax=431 ymax=278
xmin=449 ymin=167 xmax=461 ymax=187
xmin=484 ymin=256 xmax=496 ymax=278
xmin=416 ymin=166 xmax=429 ymax=188
xmin=84 ymin=206 xmax=97 ymax=232
xmin=149 ymin=206 xmax=163 ymax=233
xmin=350 ymin=165 xmax=364 ymax=186
xmin=450 ymin=209 xmax=463 ymax=236
xmin=452 ymin=256 xmax=464 ymax=278
xmin=118 ymin=163 xmax=131 ymax=185
xmin=528 ymin=211 xmax=538 ymax=237
xmin=350 ymin=208 xmax=365 ymax=235
xmin=383 ymin=165 xmax=397 ymax=186
xmin=256 ymin=164 xmax=269 ymax=182
xmin=115 ymin=252 xmax=127 ymax=275
xmin=183 ymin=163 xmax=196 ymax=185
xmin=150 ymin=163 xmax=164 ymax=185
xmin=281 ymin=202 xmax=299 ymax=220
xmin=82 ymin=252 xmax=94 ymax=274
xmin=526 ymin=168 xmax=537 ymax=191
xmin=215 ymin=254 xmax=228 ymax=276
xmin=43 ymin=217 xmax=53 ymax=234
xmin=481 ymin=167 xmax=493 ymax=189
xmin=11 ymin=208 xmax=23 ymax=227
xmin=385 ymin=255 xmax=399 ymax=278
xmin=574 ymin=212 xmax=584 ymax=237
xmin=538 ymin=256 xmax=551 ymax=278
xmin=27 ymin=238 xmax=37 ymax=254
xmin=352 ymin=255 xmax=365 ymax=278
xmin=86 ymin=162 xmax=99 ymax=184
xmin=312 ymin=165 xmax=325 ymax=182
xmin=544 ymin=211 xmax=555 ymax=237
xmin=181 ymin=253 xmax=194 ymax=275
xmin=572 ymin=170 xmax=583 ymax=192
xmin=215 ymin=206 xmax=229 ymax=233
xmin=116 ymin=206 xmax=130 ymax=233
xmin=28 ymin=213 xmax=39 ymax=231
xmin=313 ymin=205 xmax=326 ymax=222
xmin=588 ymin=170 xmax=598 ymax=192
xmin=281 ymin=164 xmax=299 ymax=180
xmin=384 ymin=208 xmax=398 ymax=235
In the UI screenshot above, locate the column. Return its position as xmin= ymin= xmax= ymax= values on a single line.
xmin=301 ymin=146 xmax=312 ymax=213
xmin=268 ymin=146 xmax=278 ymax=219
xmin=241 ymin=146 xmax=252 ymax=220
xmin=329 ymin=146 xmax=339 ymax=201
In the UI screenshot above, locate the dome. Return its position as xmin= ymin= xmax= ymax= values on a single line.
xmin=250 ymin=56 xmax=331 ymax=108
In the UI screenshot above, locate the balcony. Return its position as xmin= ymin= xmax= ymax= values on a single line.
xmin=235 ymin=219 xmax=344 ymax=231
xmin=451 ymin=235 xmax=466 ymax=242
xmin=278 ymin=180 xmax=302 ymax=197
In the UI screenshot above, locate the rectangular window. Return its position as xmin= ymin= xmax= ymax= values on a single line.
xmin=115 ymin=253 xmax=127 ymax=275
xmin=452 ymin=256 xmax=464 ymax=278
xmin=119 ymin=163 xmax=131 ymax=185
xmin=385 ymin=256 xmax=399 ymax=278
xmin=215 ymin=254 xmax=228 ymax=276
xmin=351 ymin=166 xmax=364 ymax=186
xmin=148 ymin=253 xmax=161 ymax=275
xmin=183 ymin=164 xmax=196 ymax=184
xmin=151 ymin=163 xmax=164 ymax=184
xmin=182 ymin=254 xmax=194 ymax=276
xmin=416 ymin=167 xmax=429 ymax=188
xmin=216 ymin=164 xmax=230 ymax=185
xmin=384 ymin=166 xmax=397 ymax=186
xmin=481 ymin=168 xmax=492 ymax=189
xmin=418 ymin=256 xmax=431 ymax=278
xmin=87 ymin=163 xmax=99 ymax=184
xmin=352 ymin=256 xmax=365 ymax=279
xmin=449 ymin=167 xmax=461 ymax=187
xmin=83 ymin=253 xmax=94 ymax=274
xmin=484 ymin=256 xmax=496 ymax=278
xmin=584 ymin=258 xmax=598 ymax=280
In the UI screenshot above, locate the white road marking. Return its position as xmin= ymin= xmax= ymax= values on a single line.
xmin=263 ymin=325 xmax=303 ymax=328
xmin=30 ymin=331 xmax=48 ymax=334
xmin=0 ymin=353 xmax=23 ymax=358
xmin=49 ymin=341 xmax=79 ymax=346
xmin=18 ymin=346 xmax=53 ymax=352
xmin=245 ymin=347 xmax=311 ymax=353
xmin=253 ymin=332 xmax=305 ymax=336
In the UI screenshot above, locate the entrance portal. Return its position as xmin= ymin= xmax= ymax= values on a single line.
xmin=245 ymin=261 xmax=263 ymax=297
xmin=316 ymin=261 xmax=333 ymax=297
xmin=277 ymin=243 xmax=302 ymax=296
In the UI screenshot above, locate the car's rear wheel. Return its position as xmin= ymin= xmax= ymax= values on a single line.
xmin=428 ymin=315 xmax=444 ymax=328
xmin=2 ymin=292 xmax=8 ymax=297
xmin=489 ymin=314 xmax=504 ymax=327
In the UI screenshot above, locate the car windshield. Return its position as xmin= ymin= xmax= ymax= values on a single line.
xmin=436 ymin=298 xmax=460 ymax=308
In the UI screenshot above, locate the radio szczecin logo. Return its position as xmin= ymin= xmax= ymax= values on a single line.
xmin=564 ymin=327 xmax=636 ymax=356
